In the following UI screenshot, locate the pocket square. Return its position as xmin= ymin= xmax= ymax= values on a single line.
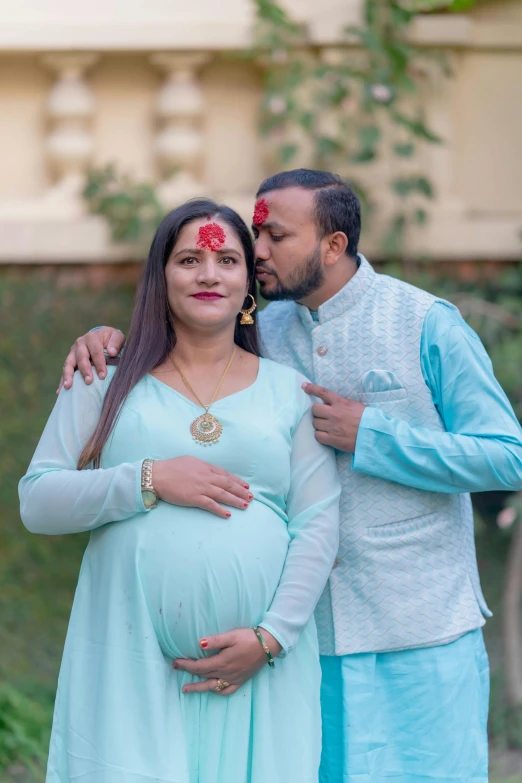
xmin=360 ymin=369 xmax=405 ymax=394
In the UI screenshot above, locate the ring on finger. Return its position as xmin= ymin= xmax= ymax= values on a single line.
xmin=214 ymin=679 xmax=230 ymax=692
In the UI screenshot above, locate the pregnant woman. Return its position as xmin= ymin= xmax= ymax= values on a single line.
xmin=19 ymin=199 xmax=340 ymax=783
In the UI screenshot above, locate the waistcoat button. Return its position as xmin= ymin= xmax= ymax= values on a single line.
xmin=317 ymin=346 xmax=328 ymax=356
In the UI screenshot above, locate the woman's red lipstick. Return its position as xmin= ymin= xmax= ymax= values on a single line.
xmin=192 ymin=292 xmax=224 ymax=300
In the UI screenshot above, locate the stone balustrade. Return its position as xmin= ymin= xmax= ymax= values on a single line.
xmin=0 ymin=0 xmax=520 ymax=263
xmin=41 ymin=53 xmax=98 ymax=216
xmin=150 ymin=52 xmax=211 ymax=205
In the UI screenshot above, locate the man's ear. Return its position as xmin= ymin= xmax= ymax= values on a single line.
xmin=324 ymin=231 xmax=349 ymax=266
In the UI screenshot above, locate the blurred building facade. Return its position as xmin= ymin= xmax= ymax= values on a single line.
xmin=0 ymin=0 xmax=521 ymax=264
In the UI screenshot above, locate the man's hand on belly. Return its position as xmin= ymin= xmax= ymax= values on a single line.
xmin=174 ymin=628 xmax=282 ymax=696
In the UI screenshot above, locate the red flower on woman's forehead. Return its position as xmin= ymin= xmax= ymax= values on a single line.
xmin=253 ymin=199 xmax=269 ymax=226
xmin=196 ymin=222 xmax=226 ymax=252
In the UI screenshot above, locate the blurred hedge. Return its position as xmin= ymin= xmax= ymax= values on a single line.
xmin=0 ymin=271 xmax=136 ymax=779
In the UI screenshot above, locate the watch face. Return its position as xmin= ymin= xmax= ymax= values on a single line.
xmin=142 ymin=490 xmax=157 ymax=509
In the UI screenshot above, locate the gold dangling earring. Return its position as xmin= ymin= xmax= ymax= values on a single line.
xmin=240 ymin=293 xmax=257 ymax=325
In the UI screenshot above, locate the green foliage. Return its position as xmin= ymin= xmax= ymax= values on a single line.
xmin=399 ymin=0 xmax=454 ymax=9
xmin=396 ymin=0 xmax=498 ymax=13
xmin=82 ymin=165 xmax=165 ymax=246
xmin=0 ymin=271 xmax=136 ymax=779
xmin=392 ymin=175 xmax=434 ymax=199
xmin=252 ymin=0 xmax=450 ymax=254
xmin=0 ymin=685 xmax=50 ymax=777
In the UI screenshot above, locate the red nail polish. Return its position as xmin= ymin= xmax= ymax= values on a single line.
xmin=248 ymin=493 xmax=254 ymax=501
xmin=226 ymin=511 xmax=231 ymax=518
xmin=243 ymin=502 xmax=248 ymax=508
xmin=200 ymin=639 xmax=208 ymax=648
xmin=173 ymin=662 xmax=179 ymax=669
xmin=244 ymin=484 xmax=249 ymax=489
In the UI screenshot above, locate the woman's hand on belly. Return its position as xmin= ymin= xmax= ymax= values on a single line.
xmin=174 ymin=627 xmax=283 ymax=695
xmin=152 ymin=456 xmax=253 ymax=519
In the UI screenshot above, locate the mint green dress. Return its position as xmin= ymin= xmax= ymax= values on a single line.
xmin=19 ymin=358 xmax=340 ymax=783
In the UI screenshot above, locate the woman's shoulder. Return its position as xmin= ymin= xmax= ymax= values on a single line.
xmin=64 ymin=364 xmax=117 ymax=402
xmin=259 ymin=357 xmax=309 ymax=389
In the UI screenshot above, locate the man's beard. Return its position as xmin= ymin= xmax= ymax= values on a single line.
xmin=257 ymin=246 xmax=324 ymax=302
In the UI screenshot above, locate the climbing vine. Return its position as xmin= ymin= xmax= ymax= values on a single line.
xmin=82 ymin=164 xmax=165 ymax=248
xmin=252 ymin=0 xmax=453 ymax=254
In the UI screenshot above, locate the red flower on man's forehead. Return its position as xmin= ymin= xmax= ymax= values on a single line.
xmin=253 ymin=199 xmax=269 ymax=226
xmin=196 ymin=222 xmax=226 ymax=252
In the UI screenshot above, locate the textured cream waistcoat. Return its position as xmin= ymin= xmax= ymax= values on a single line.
xmin=258 ymin=256 xmax=489 ymax=655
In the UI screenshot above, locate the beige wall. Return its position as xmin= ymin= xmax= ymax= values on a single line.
xmin=90 ymin=56 xmax=160 ymax=182
xmin=455 ymin=51 xmax=522 ymax=214
xmin=0 ymin=57 xmax=51 ymax=198
xmin=0 ymin=0 xmax=520 ymax=262
xmin=201 ymin=60 xmax=264 ymax=197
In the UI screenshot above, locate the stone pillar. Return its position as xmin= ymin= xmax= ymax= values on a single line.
xmin=424 ymin=54 xmax=465 ymax=216
xmin=41 ymin=54 xmax=98 ymax=216
xmin=150 ymin=53 xmax=211 ymax=206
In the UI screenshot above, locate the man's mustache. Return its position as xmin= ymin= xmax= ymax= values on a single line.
xmin=255 ymin=261 xmax=277 ymax=276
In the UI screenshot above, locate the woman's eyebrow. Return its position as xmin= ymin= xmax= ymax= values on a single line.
xmin=172 ymin=247 xmax=242 ymax=259
xmin=217 ymin=248 xmax=242 ymax=257
xmin=172 ymin=247 xmax=202 ymax=258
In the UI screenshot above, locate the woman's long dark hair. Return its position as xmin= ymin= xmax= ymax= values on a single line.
xmin=78 ymin=199 xmax=260 ymax=470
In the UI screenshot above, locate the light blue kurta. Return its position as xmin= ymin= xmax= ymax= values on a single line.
xmin=19 ymin=358 xmax=341 ymax=783
xmin=319 ymin=628 xmax=490 ymax=783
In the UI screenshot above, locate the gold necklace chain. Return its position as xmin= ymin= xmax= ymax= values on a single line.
xmin=169 ymin=345 xmax=237 ymax=413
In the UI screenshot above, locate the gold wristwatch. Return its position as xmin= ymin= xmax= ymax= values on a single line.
xmin=141 ymin=458 xmax=158 ymax=510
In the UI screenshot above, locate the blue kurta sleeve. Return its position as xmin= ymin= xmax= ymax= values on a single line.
xmin=19 ymin=368 xmax=148 ymax=534
xmin=352 ymin=301 xmax=522 ymax=493
xmin=260 ymin=376 xmax=341 ymax=654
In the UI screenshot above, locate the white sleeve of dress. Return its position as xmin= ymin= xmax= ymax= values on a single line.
xmin=19 ymin=370 xmax=148 ymax=535
xmin=259 ymin=400 xmax=341 ymax=655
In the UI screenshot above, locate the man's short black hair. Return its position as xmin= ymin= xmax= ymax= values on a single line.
xmin=256 ymin=168 xmax=361 ymax=257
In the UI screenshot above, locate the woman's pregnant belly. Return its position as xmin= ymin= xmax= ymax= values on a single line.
xmin=118 ymin=501 xmax=290 ymax=660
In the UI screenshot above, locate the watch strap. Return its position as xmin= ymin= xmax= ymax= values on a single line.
xmin=141 ymin=459 xmax=158 ymax=508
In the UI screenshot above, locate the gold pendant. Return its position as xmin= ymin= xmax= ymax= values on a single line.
xmin=190 ymin=412 xmax=223 ymax=446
